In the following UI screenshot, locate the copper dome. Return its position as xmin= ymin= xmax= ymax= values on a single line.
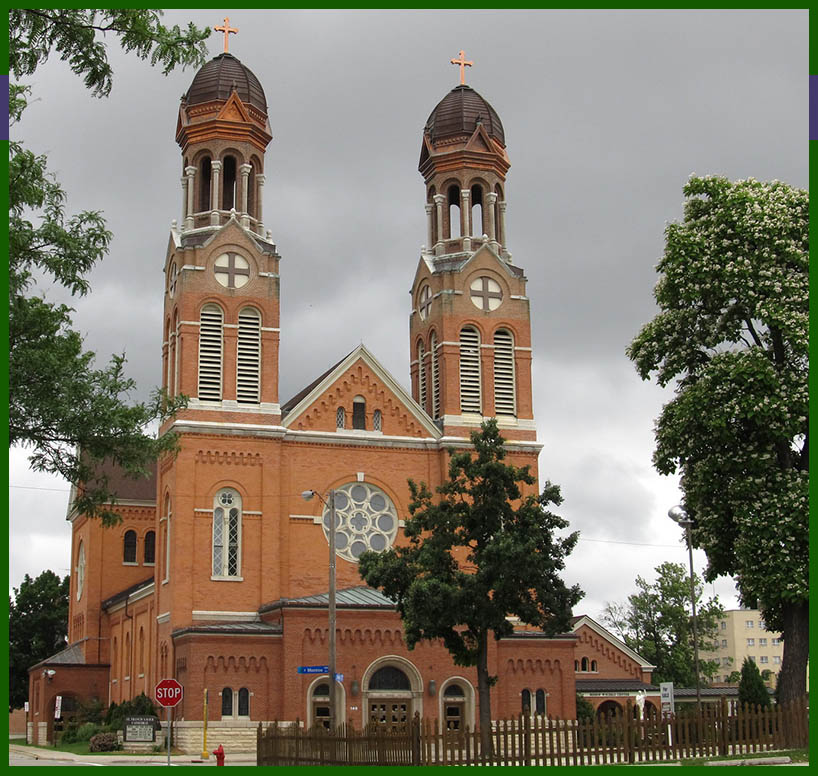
xmin=424 ymin=85 xmax=505 ymax=147
xmin=185 ymin=53 xmax=267 ymax=113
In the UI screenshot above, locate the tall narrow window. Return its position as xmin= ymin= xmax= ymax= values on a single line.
xmin=213 ymin=489 xmax=241 ymax=578
xmin=535 ymin=689 xmax=546 ymax=715
xmin=222 ymin=156 xmax=237 ymax=211
xmin=521 ymin=689 xmax=531 ymax=714
xmin=373 ymin=410 xmax=382 ymax=432
xmin=139 ymin=628 xmax=145 ymax=674
xmin=163 ymin=495 xmax=172 ymax=583
xmin=447 ymin=185 xmax=461 ymax=238
xmin=417 ymin=342 xmax=427 ymax=411
xmin=221 ymin=688 xmax=233 ymax=718
xmin=164 ymin=318 xmax=171 ymax=393
xmin=430 ymin=332 xmax=440 ymax=419
xmin=172 ymin=310 xmax=179 ymax=397
xmin=198 ymin=304 xmax=223 ymax=401
xmin=238 ymin=687 xmax=250 ymax=717
xmin=144 ymin=531 xmax=156 ymax=564
xmin=459 ymin=326 xmax=482 ymax=414
xmin=199 ymin=157 xmax=212 ymax=212
xmin=471 ymin=184 xmax=483 ymax=237
xmin=336 ymin=406 xmax=345 ymax=429
xmin=352 ymin=395 xmax=366 ymax=430
xmin=236 ymin=307 xmax=261 ymax=403
xmin=123 ymin=530 xmax=137 ymax=563
xmin=493 ymin=329 xmax=516 ymax=416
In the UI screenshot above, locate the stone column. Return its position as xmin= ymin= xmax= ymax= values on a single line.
xmin=485 ymin=191 xmax=498 ymax=249
xmin=184 ymin=166 xmax=196 ymax=231
xmin=239 ymin=163 xmax=252 ymax=228
xmin=255 ymin=173 xmax=266 ymax=235
xmin=460 ymin=188 xmax=471 ymax=251
xmin=433 ymin=194 xmax=445 ymax=255
xmin=180 ymin=175 xmax=188 ymax=230
xmin=425 ymin=203 xmax=434 ymax=252
xmin=498 ymin=200 xmax=507 ymax=251
xmin=210 ymin=160 xmax=222 ymax=226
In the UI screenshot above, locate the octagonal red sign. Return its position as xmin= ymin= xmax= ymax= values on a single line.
xmin=155 ymin=678 xmax=183 ymax=708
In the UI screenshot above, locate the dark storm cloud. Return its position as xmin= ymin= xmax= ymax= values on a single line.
xmin=10 ymin=9 xmax=806 ymax=617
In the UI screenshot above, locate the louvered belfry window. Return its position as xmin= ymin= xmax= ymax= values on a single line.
xmin=430 ymin=332 xmax=441 ymax=419
xmin=237 ymin=307 xmax=261 ymax=403
xmin=494 ymin=329 xmax=516 ymax=416
xmin=417 ymin=342 xmax=427 ymax=411
xmin=198 ymin=304 xmax=223 ymax=401
xmin=459 ymin=326 xmax=482 ymax=414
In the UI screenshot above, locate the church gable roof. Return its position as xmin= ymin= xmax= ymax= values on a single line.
xmin=281 ymin=344 xmax=440 ymax=438
xmin=571 ymin=614 xmax=656 ymax=671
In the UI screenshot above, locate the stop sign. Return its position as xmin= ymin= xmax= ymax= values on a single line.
xmin=155 ymin=678 xmax=184 ymax=708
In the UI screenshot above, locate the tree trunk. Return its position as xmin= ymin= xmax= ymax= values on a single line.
xmin=777 ymin=599 xmax=808 ymax=704
xmin=476 ymin=629 xmax=493 ymax=758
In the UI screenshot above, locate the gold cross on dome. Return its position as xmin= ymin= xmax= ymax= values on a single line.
xmin=214 ymin=17 xmax=238 ymax=53
xmin=450 ymin=50 xmax=473 ymax=85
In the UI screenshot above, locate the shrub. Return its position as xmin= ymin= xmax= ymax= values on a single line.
xmin=89 ymin=731 xmax=120 ymax=752
xmin=576 ymin=694 xmax=595 ymax=723
xmin=76 ymin=722 xmax=103 ymax=742
xmin=738 ymin=657 xmax=771 ymax=709
xmin=104 ymin=693 xmax=158 ymax=730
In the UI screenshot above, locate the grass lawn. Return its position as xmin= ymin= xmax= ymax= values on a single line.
xmin=9 ymin=736 xmax=177 ymax=756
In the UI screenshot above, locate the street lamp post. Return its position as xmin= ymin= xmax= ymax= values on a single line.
xmin=302 ymin=489 xmax=337 ymax=731
xmin=668 ymin=505 xmax=702 ymax=716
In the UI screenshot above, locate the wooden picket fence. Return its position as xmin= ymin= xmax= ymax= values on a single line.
xmin=257 ymin=696 xmax=808 ymax=766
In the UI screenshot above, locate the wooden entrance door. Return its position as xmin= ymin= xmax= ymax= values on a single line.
xmin=369 ymin=698 xmax=410 ymax=731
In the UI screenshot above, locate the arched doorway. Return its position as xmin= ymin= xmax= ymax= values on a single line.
xmin=48 ymin=692 xmax=81 ymax=744
xmin=597 ymin=700 xmax=623 ymax=719
xmin=439 ymin=678 xmax=475 ymax=732
xmin=363 ymin=658 xmax=422 ymax=731
xmin=306 ymin=676 xmax=346 ymax=729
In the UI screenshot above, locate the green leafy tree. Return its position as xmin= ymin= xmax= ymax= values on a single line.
xmin=359 ymin=420 xmax=583 ymax=752
xmin=576 ymin=694 xmax=595 ymax=723
xmin=9 ymin=571 xmax=70 ymax=710
xmin=9 ymin=10 xmax=210 ymax=523
xmin=738 ymin=657 xmax=770 ymax=709
xmin=603 ymin=562 xmax=723 ymax=687
xmin=627 ymin=176 xmax=808 ymax=704
xmin=726 ymin=670 xmax=742 ymax=684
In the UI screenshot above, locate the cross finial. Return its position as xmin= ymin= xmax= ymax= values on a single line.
xmin=450 ymin=50 xmax=473 ymax=85
xmin=214 ymin=17 xmax=238 ymax=53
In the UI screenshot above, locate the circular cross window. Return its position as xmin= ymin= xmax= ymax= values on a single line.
xmin=322 ymin=483 xmax=399 ymax=563
xmin=76 ymin=542 xmax=86 ymax=601
xmin=469 ymin=276 xmax=503 ymax=311
xmin=418 ymin=284 xmax=432 ymax=320
xmin=214 ymin=252 xmax=251 ymax=289
xmin=168 ymin=263 xmax=178 ymax=297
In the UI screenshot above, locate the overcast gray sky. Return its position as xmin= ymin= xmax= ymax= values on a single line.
xmin=9 ymin=9 xmax=807 ymax=624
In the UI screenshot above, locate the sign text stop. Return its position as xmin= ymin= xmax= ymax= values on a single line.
xmin=155 ymin=678 xmax=184 ymax=708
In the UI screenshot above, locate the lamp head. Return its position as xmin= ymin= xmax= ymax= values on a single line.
xmin=301 ymin=490 xmax=316 ymax=502
xmin=668 ymin=505 xmax=692 ymax=526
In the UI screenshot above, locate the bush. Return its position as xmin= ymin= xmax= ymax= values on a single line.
xmin=89 ymin=732 xmax=120 ymax=752
xmin=76 ymin=722 xmax=103 ymax=742
xmin=104 ymin=693 xmax=157 ymax=730
xmin=739 ymin=657 xmax=771 ymax=709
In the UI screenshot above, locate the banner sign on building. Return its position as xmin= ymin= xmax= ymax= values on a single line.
xmin=54 ymin=696 xmax=62 ymax=719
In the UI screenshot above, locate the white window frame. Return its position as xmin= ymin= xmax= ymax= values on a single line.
xmin=212 ymin=489 xmax=242 ymax=580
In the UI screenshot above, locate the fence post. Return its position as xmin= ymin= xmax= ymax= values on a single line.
xmin=411 ymin=711 xmax=421 ymax=766
xmin=624 ymin=698 xmax=633 ymax=763
xmin=523 ymin=710 xmax=531 ymax=766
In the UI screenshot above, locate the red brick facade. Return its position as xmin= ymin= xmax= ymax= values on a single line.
xmin=26 ymin=52 xmax=656 ymax=750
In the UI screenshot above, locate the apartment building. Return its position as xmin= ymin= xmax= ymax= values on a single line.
xmin=710 ymin=609 xmax=783 ymax=686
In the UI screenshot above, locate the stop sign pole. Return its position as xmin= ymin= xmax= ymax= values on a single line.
xmin=155 ymin=679 xmax=183 ymax=766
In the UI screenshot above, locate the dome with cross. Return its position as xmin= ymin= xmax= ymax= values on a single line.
xmin=424 ymin=84 xmax=505 ymax=147
xmin=186 ymin=53 xmax=267 ymax=113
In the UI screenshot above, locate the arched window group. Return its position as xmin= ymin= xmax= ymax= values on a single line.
xmin=427 ymin=180 xmax=505 ymax=247
xmin=335 ymin=397 xmax=383 ymax=433
xmin=185 ymin=151 xmax=264 ymax=231
xmin=415 ymin=331 xmax=441 ymax=420
xmin=521 ymin=688 xmax=547 ymax=716
xmin=122 ymin=529 xmax=156 ymax=566
xmin=575 ymin=657 xmax=598 ymax=673
xmin=221 ymin=687 xmax=250 ymax=719
xmin=197 ymin=303 xmax=262 ymax=404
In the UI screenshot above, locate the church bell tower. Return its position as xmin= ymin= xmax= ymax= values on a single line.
xmin=161 ymin=32 xmax=282 ymax=427
xmin=410 ymin=54 xmax=536 ymax=442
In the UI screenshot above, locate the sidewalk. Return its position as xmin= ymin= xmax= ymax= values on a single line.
xmin=9 ymin=743 xmax=258 ymax=766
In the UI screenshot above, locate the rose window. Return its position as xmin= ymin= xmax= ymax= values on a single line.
xmin=322 ymin=482 xmax=399 ymax=563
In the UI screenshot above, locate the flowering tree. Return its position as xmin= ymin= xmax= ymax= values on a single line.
xmin=628 ymin=176 xmax=808 ymax=704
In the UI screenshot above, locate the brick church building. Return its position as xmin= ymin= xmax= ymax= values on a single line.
xmin=27 ymin=43 xmax=658 ymax=751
